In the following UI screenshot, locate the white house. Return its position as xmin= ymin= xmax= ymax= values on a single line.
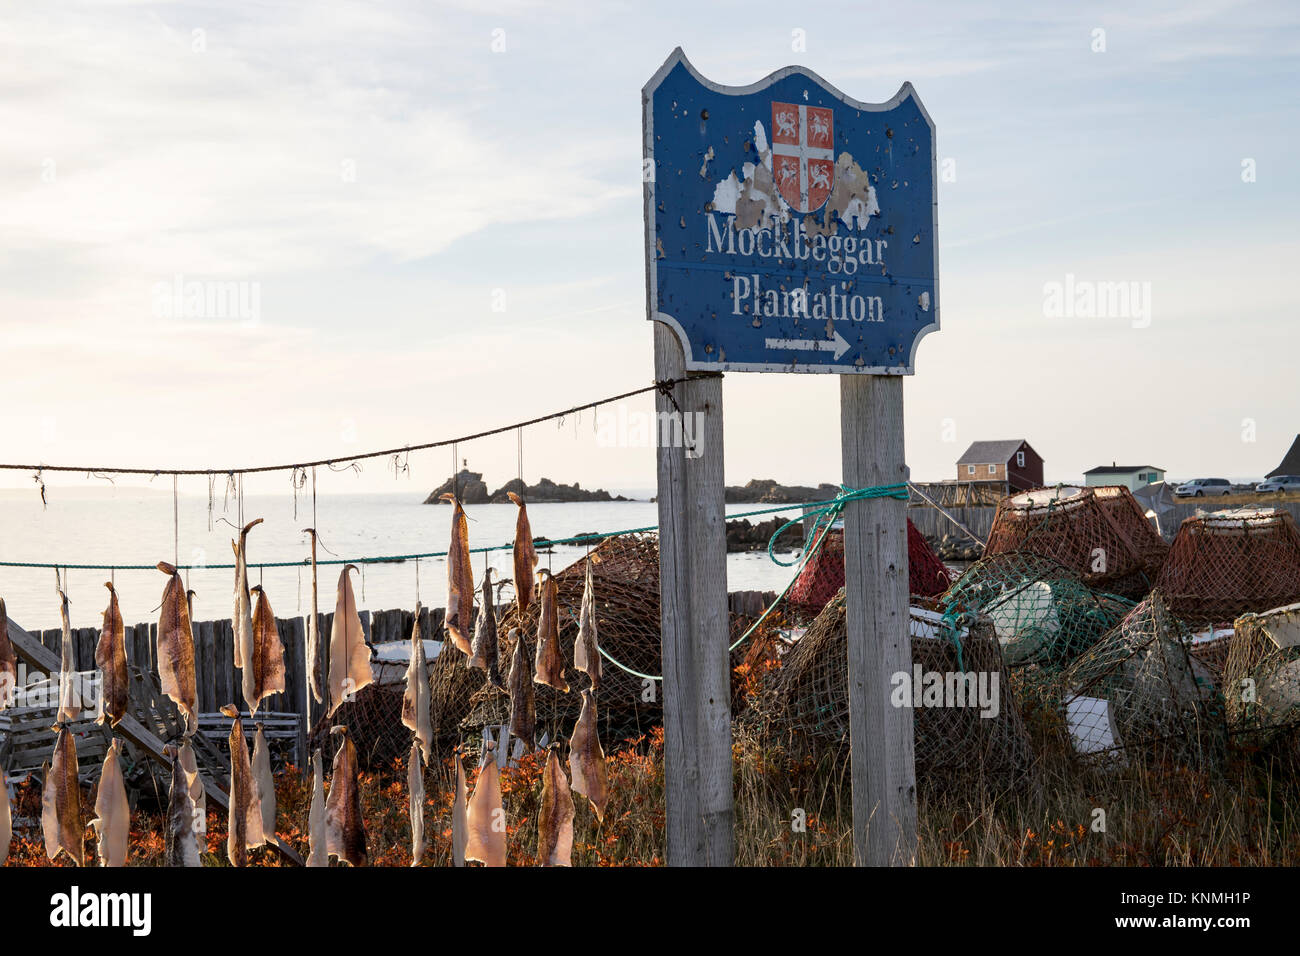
xmin=1083 ymin=463 xmax=1166 ymax=491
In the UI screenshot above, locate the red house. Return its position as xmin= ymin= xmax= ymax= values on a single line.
xmin=956 ymin=439 xmax=1044 ymax=491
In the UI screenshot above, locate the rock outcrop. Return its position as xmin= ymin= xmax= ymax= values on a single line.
xmin=425 ymin=472 xmax=627 ymax=505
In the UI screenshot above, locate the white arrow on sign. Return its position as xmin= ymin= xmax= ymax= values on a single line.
xmin=764 ymin=330 xmax=851 ymax=360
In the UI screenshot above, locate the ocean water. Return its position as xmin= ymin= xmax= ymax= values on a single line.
xmin=0 ymin=489 xmax=804 ymax=630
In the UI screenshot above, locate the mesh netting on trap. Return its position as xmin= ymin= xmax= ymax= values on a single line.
xmin=1052 ymin=590 xmax=1224 ymax=767
xmin=755 ymin=589 xmax=1032 ymax=790
xmin=309 ymin=681 xmax=410 ymax=770
xmin=1223 ymin=602 xmax=1300 ymax=747
xmin=459 ymin=533 xmax=665 ymax=738
xmin=784 ymin=518 xmax=952 ymax=621
xmin=1154 ymin=508 xmax=1300 ymax=626
xmin=937 ymin=550 xmax=1134 ymax=671
xmin=985 ymin=485 xmax=1166 ymax=598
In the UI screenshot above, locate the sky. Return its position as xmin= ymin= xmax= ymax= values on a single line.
xmin=1 ymin=0 xmax=1298 ymax=501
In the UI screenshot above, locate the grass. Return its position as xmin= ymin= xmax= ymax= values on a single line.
xmin=6 ymin=724 xmax=1299 ymax=866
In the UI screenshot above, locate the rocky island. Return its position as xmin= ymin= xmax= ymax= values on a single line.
xmin=424 ymin=469 xmax=628 ymax=505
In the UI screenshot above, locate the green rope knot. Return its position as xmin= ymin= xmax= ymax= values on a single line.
xmin=765 ymin=483 xmax=909 ymax=568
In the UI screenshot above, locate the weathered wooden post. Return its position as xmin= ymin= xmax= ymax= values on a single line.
xmin=644 ymin=48 xmax=937 ymax=866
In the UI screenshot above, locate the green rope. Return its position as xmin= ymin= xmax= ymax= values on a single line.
xmin=0 ymin=487 xmax=910 ymax=572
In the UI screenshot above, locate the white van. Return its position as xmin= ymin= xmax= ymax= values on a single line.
xmin=1174 ymin=478 xmax=1233 ymax=497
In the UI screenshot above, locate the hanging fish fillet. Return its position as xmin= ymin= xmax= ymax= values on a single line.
xmin=574 ymin=557 xmax=601 ymax=692
xmin=0 ymin=765 xmax=12 ymax=866
xmin=534 ymin=570 xmax=569 ymax=692
xmin=537 ymin=746 xmax=575 ymax=866
xmin=325 ymin=726 xmax=367 ymax=866
xmin=568 ymin=689 xmax=608 ymax=823
xmin=232 ymin=518 xmax=263 ymax=673
xmin=223 ymin=704 xmax=265 ymax=866
xmin=508 ymin=630 xmax=536 ymax=752
xmin=56 ymin=587 xmax=79 ymax=723
xmin=452 ymin=747 xmax=467 ymax=868
xmin=507 ymin=492 xmax=539 ymax=615
xmin=408 ymin=741 xmax=425 ymax=866
xmin=304 ymin=528 xmax=326 ymax=705
xmin=441 ymin=493 xmax=475 ymax=656
xmin=157 ymin=562 xmax=199 ymax=736
xmin=0 ymin=598 xmax=17 ymax=710
xmin=177 ymin=738 xmax=205 ymax=825
xmin=251 ymin=723 xmax=277 ymax=846
xmin=307 ymin=749 xmax=327 ymax=867
xmin=91 ymin=738 xmax=129 ymax=867
xmin=328 ymin=565 xmax=372 ymax=718
xmin=95 ymin=582 xmax=128 ymax=726
xmin=469 ymin=570 xmax=504 ymax=689
xmin=42 ymin=725 xmax=83 ymax=865
xmin=401 ymin=602 xmax=433 ymax=764
xmin=164 ymin=744 xmax=202 ymax=867
xmin=246 ymin=586 xmax=286 ymax=715
xmin=464 ymin=739 xmax=506 ymax=867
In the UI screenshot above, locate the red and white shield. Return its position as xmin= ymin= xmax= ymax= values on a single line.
xmin=771 ymin=102 xmax=834 ymax=212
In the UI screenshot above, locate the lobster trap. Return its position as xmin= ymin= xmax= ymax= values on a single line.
xmin=755 ymin=589 xmax=1032 ymax=791
xmin=1223 ymin=602 xmax=1300 ymax=747
xmin=1053 ymin=590 xmax=1224 ymax=767
xmin=984 ymin=485 xmax=1167 ymax=598
xmin=785 ymin=517 xmax=952 ymax=621
xmin=1155 ymin=508 xmax=1300 ymax=625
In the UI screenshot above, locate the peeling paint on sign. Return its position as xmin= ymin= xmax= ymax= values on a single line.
xmin=643 ymin=49 xmax=939 ymax=374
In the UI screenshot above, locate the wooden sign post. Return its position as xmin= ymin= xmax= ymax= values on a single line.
xmin=644 ymin=49 xmax=937 ymax=866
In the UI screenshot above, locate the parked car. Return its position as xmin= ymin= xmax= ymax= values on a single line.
xmin=1256 ymin=475 xmax=1300 ymax=494
xmin=1174 ymin=478 xmax=1233 ymax=497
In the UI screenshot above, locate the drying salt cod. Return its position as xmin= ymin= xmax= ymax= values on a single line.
xmin=96 ymin=582 xmax=128 ymax=726
xmin=408 ymin=741 xmax=426 ymax=866
xmin=575 ymin=556 xmax=601 ymax=691
xmin=325 ymin=726 xmax=367 ymax=867
xmin=328 ymin=565 xmax=373 ymax=718
xmin=179 ymin=738 xmax=205 ymax=825
xmin=223 ymin=703 xmax=265 ymax=867
xmin=508 ymin=492 xmax=539 ymax=615
xmin=508 ymin=629 xmax=536 ymax=752
xmin=401 ymin=601 xmax=433 ymax=764
xmin=252 ymin=723 xmax=277 ymax=846
xmin=304 ymin=528 xmax=327 ymax=705
xmin=232 ymin=518 xmax=264 ymax=671
xmin=56 ymin=587 xmax=78 ymax=723
xmin=165 ymin=743 xmax=202 ymax=867
xmin=534 ymin=570 xmax=570 ymax=692
xmin=0 ymin=598 xmax=16 ymax=709
xmin=43 ymin=724 xmax=83 ymax=865
xmin=246 ymin=585 xmax=287 ymax=715
xmin=442 ymin=493 xmax=475 ymax=656
xmin=157 ymin=562 xmax=199 ymax=736
xmin=537 ymin=746 xmax=575 ymax=867
xmin=92 ymin=738 xmax=130 ymax=868
xmin=0 ymin=765 xmax=11 ymax=866
xmin=452 ymin=746 xmax=468 ymax=867
xmin=307 ymin=749 xmax=327 ymax=867
xmin=569 ymin=689 xmax=608 ymax=822
xmin=469 ymin=569 xmax=504 ymax=689
xmin=465 ymin=740 xmax=506 ymax=867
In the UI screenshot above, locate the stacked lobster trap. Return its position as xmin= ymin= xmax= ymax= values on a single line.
xmin=984 ymin=485 xmax=1167 ymax=599
xmin=1051 ymin=590 xmax=1224 ymax=767
xmin=1223 ymin=602 xmax=1300 ymax=748
xmin=754 ymin=589 xmax=1032 ymax=792
xmin=1155 ymin=508 xmax=1300 ymax=626
xmin=785 ymin=517 xmax=952 ymax=621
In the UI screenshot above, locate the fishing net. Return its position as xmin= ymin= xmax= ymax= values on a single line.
xmin=937 ymin=551 xmax=1133 ymax=672
xmin=985 ymin=485 xmax=1166 ymax=598
xmin=309 ymin=682 xmax=410 ymax=770
xmin=1155 ymin=508 xmax=1300 ymax=626
xmin=785 ymin=517 xmax=951 ymax=621
xmin=1050 ymin=590 xmax=1224 ymax=767
xmin=754 ymin=589 xmax=1032 ymax=791
xmin=1223 ymin=602 xmax=1300 ymax=747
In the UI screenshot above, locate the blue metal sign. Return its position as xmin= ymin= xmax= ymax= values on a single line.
xmin=643 ymin=49 xmax=938 ymax=373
